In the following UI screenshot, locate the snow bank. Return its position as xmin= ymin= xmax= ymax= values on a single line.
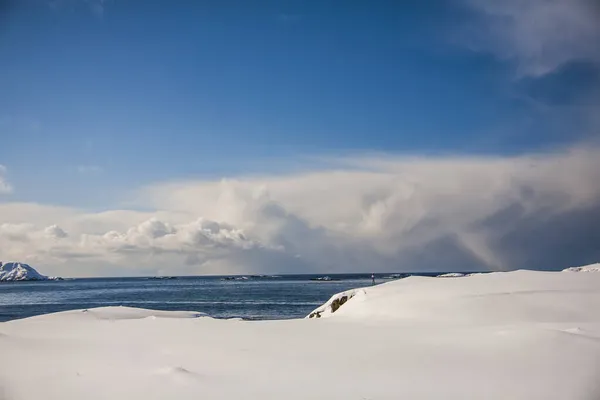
xmin=1 ymin=270 xmax=599 ymax=400
xmin=77 ymin=307 xmax=206 ymax=320
xmin=563 ymin=262 xmax=600 ymax=272
xmin=0 ymin=262 xmax=53 ymax=281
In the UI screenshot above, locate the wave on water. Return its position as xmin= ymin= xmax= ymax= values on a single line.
xmin=381 ymin=273 xmax=410 ymax=279
xmin=220 ymin=275 xmax=283 ymax=281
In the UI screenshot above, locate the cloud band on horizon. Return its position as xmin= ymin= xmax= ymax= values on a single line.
xmin=0 ymin=146 xmax=599 ymax=277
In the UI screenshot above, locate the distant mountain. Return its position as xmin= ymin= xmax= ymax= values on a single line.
xmin=0 ymin=262 xmax=60 ymax=282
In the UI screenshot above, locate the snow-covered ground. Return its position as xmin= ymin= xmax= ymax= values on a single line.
xmin=1 ymin=268 xmax=599 ymax=399
xmin=563 ymin=263 xmax=600 ymax=272
xmin=0 ymin=262 xmax=54 ymax=281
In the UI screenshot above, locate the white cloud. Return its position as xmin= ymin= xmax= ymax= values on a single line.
xmin=0 ymin=223 xmax=34 ymax=242
xmin=1 ymin=146 xmax=600 ymax=277
xmin=45 ymin=224 xmax=68 ymax=239
xmin=463 ymin=0 xmax=600 ymax=76
xmin=0 ymin=165 xmax=13 ymax=194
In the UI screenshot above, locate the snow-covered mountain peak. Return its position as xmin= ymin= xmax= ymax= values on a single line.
xmin=0 ymin=262 xmax=53 ymax=281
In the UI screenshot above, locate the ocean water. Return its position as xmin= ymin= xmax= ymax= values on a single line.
xmin=0 ymin=273 xmax=437 ymax=322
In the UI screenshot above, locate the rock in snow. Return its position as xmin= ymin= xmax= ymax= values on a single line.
xmin=0 ymin=261 xmax=58 ymax=281
xmin=307 ymin=288 xmax=365 ymax=318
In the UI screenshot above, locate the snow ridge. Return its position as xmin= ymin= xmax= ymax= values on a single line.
xmin=562 ymin=263 xmax=600 ymax=272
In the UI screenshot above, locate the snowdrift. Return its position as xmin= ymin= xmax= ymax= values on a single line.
xmin=78 ymin=307 xmax=206 ymax=320
xmin=1 ymin=269 xmax=599 ymax=400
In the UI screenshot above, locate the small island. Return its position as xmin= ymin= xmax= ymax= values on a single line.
xmin=0 ymin=261 xmax=62 ymax=282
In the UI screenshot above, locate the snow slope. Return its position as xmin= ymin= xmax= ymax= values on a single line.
xmin=563 ymin=262 xmax=600 ymax=272
xmin=309 ymin=269 xmax=600 ymax=324
xmin=1 ymin=270 xmax=599 ymax=400
xmin=0 ymin=262 xmax=50 ymax=281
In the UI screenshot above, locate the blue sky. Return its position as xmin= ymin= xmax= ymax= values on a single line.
xmin=1 ymin=0 xmax=599 ymax=276
xmin=2 ymin=0 xmax=597 ymax=207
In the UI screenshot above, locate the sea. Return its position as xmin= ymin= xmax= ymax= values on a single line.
xmin=0 ymin=273 xmax=445 ymax=322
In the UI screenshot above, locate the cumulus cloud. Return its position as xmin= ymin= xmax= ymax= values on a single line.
xmin=79 ymin=217 xmax=262 ymax=258
xmin=44 ymin=224 xmax=68 ymax=239
xmin=0 ymin=165 xmax=12 ymax=194
xmin=147 ymin=147 xmax=600 ymax=272
xmin=463 ymin=0 xmax=600 ymax=76
xmin=1 ymin=146 xmax=599 ymax=277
